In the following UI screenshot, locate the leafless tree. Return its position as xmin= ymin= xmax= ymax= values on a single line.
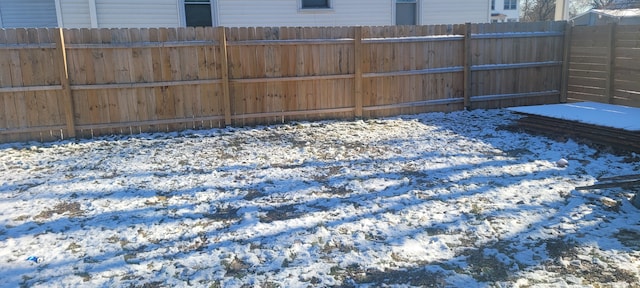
xmin=520 ymin=0 xmax=557 ymax=21
xmin=519 ymin=0 xmax=640 ymax=22
xmin=569 ymin=0 xmax=594 ymax=16
xmin=592 ymin=0 xmax=640 ymax=8
xmin=591 ymin=0 xmax=616 ymax=8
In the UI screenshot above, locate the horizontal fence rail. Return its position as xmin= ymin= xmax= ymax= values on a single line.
xmin=0 ymin=22 xmax=574 ymax=143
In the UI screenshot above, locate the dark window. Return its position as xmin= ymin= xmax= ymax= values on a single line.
xmin=504 ymin=0 xmax=517 ymax=10
xmin=301 ymin=0 xmax=330 ymax=9
xmin=396 ymin=0 xmax=416 ymax=25
xmin=185 ymin=0 xmax=212 ymax=27
xmin=491 ymin=0 xmax=495 ymax=10
xmin=0 ymin=0 xmax=57 ymax=28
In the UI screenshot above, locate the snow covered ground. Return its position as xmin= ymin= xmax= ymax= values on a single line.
xmin=1 ymin=109 xmax=639 ymax=287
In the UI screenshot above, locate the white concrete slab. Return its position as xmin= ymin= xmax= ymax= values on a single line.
xmin=507 ymin=102 xmax=640 ymax=132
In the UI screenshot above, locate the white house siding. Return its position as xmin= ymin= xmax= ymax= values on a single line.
xmin=491 ymin=0 xmax=519 ymax=22
xmin=217 ymin=0 xmax=392 ymax=27
xmin=0 ymin=0 xmax=58 ymax=28
xmin=10 ymin=0 xmax=491 ymax=29
xmin=94 ymin=0 xmax=180 ymax=28
xmin=422 ymin=0 xmax=490 ymax=24
xmin=58 ymin=0 xmax=92 ymax=28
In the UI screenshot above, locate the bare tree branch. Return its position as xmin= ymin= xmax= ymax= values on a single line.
xmin=592 ymin=0 xmax=640 ymax=8
xmin=592 ymin=0 xmax=616 ymax=8
xmin=520 ymin=0 xmax=557 ymax=22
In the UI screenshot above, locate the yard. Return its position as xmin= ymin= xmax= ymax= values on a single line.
xmin=1 ymin=108 xmax=639 ymax=287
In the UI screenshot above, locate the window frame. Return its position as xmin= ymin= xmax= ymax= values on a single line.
xmin=299 ymin=0 xmax=333 ymax=11
xmin=394 ymin=0 xmax=419 ymax=26
xmin=181 ymin=0 xmax=217 ymax=27
xmin=504 ymin=0 xmax=517 ymax=10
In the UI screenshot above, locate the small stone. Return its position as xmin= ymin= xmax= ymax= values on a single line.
xmin=556 ymin=158 xmax=569 ymax=168
xmin=600 ymin=197 xmax=621 ymax=211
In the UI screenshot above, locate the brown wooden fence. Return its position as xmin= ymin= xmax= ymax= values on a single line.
xmin=567 ymin=24 xmax=640 ymax=107
xmin=1 ymin=22 xmax=568 ymax=143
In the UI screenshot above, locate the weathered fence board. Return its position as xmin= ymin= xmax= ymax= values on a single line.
xmin=567 ymin=23 xmax=640 ymax=107
xmin=470 ymin=21 xmax=565 ymax=109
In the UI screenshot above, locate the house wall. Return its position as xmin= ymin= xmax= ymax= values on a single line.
xmin=58 ymin=0 xmax=92 ymax=28
xmin=11 ymin=0 xmax=490 ymax=29
xmin=58 ymin=0 xmax=181 ymax=28
xmin=218 ymin=0 xmax=491 ymax=27
xmin=422 ymin=0 xmax=491 ymax=24
xmin=217 ymin=0 xmax=392 ymax=27
xmin=491 ymin=0 xmax=519 ymax=22
xmin=94 ymin=0 xmax=180 ymax=28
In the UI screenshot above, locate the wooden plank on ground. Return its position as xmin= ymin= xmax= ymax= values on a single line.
xmin=514 ymin=114 xmax=640 ymax=151
xmin=599 ymin=174 xmax=640 ymax=182
xmin=576 ymin=180 xmax=640 ymax=191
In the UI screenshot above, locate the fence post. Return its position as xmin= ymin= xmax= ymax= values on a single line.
xmin=354 ymin=26 xmax=363 ymax=118
xmin=218 ymin=26 xmax=232 ymax=126
xmin=54 ymin=28 xmax=76 ymax=138
xmin=560 ymin=21 xmax=572 ymax=103
xmin=605 ymin=22 xmax=617 ymax=104
xmin=463 ymin=23 xmax=472 ymax=110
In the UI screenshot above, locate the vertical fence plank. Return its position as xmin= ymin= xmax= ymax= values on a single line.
xmin=6 ymin=29 xmax=27 ymax=138
xmin=194 ymin=27 xmax=208 ymax=128
xmin=0 ymin=30 xmax=7 ymax=136
xmin=354 ymin=26 xmax=363 ymax=118
xmin=130 ymin=28 xmax=150 ymax=132
xmin=2 ymin=30 xmax=20 ymax=142
xmin=92 ymin=28 xmax=113 ymax=136
xmin=147 ymin=28 xmax=163 ymax=132
xmin=77 ymin=28 xmax=97 ymax=136
xmin=605 ymin=23 xmax=617 ymax=104
xmin=218 ymin=26 xmax=232 ymax=126
xmin=54 ymin=28 xmax=76 ymax=138
xmin=560 ymin=22 xmax=572 ymax=103
xmin=67 ymin=29 xmax=91 ymax=138
xmin=463 ymin=23 xmax=472 ymax=110
xmin=112 ymin=29 xmax=134 ymax=131
xmin=181 ymin=27 xmax=197 ymax=128
xmin=22 ymin=29 xmax=39 ymax=136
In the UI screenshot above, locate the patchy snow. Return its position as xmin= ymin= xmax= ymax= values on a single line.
xmin=508 ymin=102 xmax=640 ymax=132
xmin=1 ymin=109 xmax=639 ymax=287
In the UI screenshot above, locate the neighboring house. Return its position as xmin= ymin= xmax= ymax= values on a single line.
xmin=490 ymin=0 xmax=519 ymax=22
xmin=0 ymin=0 xmax=491 ymax=29
xmin=571 ymin=8 xmax=640 ymax=25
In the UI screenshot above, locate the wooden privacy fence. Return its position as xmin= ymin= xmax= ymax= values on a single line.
xmin=0 ymin=22 xmax=567 ymax=143
xmin=566 ymin=24 xmax=640 ymax=107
